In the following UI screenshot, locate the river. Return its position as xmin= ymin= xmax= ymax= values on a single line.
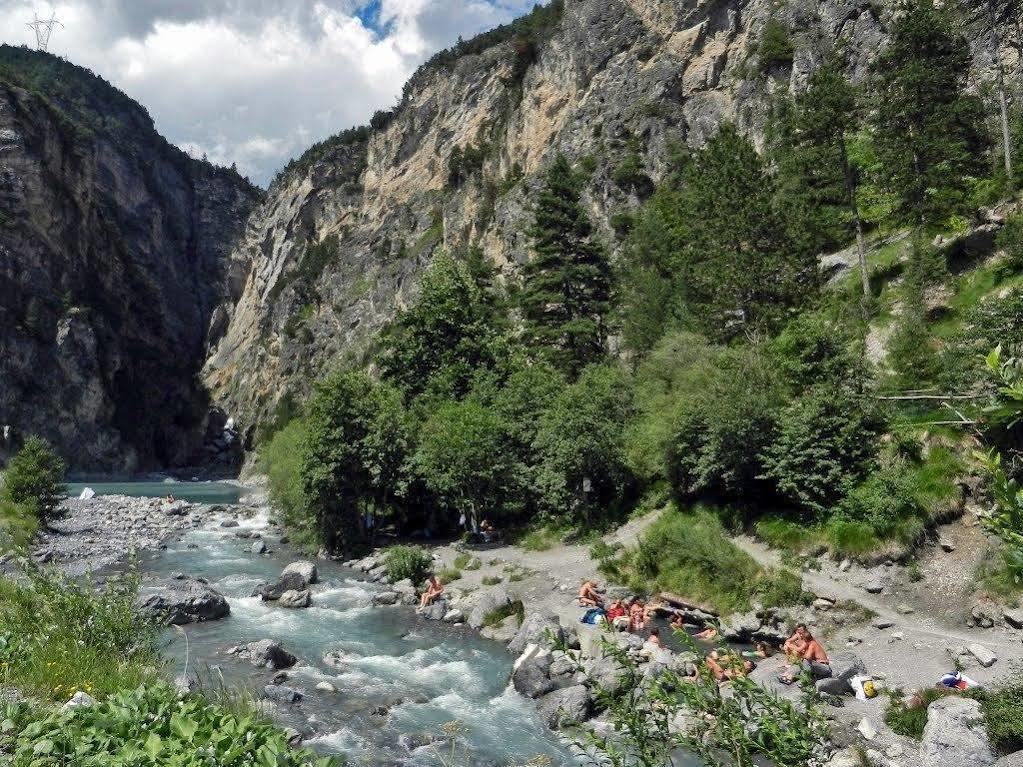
xmin=88 ymin=482 xmax=575 ymax=766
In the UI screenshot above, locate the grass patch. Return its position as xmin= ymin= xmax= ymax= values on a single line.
xmin=453 ymin=553 xmax=481 ymax=570
xmin=884 ymin=688 xmax=953 ymax=740
xmin=481 ymin=575 xmax=503 ymax=586
xmin=0 ymin=566 xmax=162 ymax=702
xmin=436 ymin=567 xmax=461 ymax=584
xmin=0 ymin=499 xmax=38 ymax=552
xmin=482 ymin=599 xmax=524 ymax=628
xmin=602 ymin=505 xmax=812 ymax=614
xmin=516 ymin=525 xmax=563 ymax=552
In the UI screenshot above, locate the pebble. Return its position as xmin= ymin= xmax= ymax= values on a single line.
xmin=872 ymin=618 xmax=895 ymax=630
xmin=890 ymin=631 xmax=904 ymax=641
xmin=885 ymin=744 xmax=904 ymax=758
xmin=896 ymin=605 xmax=914 ymax=615
xmin=939 ymin=539 xmax=956 ymax=553
xmin=839 ymin=559 xmax=852 ymax=572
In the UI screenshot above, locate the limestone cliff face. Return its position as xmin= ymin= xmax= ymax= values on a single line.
xmin=204 ymin=0 xmax=1003 ymax=445
xmin=0 ymin=47 xmax=260 ymax=472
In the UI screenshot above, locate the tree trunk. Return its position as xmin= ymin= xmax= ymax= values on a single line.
xmin=839 ymin=138 xmax=870 ymax=301
xmin=990 ymin=0 xmax=1014 ymax=181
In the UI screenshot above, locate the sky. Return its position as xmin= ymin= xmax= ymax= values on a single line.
xmin=0 ymin=1 xmax=536 ymax=185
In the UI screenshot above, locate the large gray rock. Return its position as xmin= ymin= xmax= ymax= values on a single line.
xmin=537 ymin=685 xmax=592 ymax=728
xmin=508 ymin=612 xmax=566 ymax=655
xmin=137 ymin=578 xmax=230 ymax=625
xmin=511 ymin=653 xmax=555 ymax=699
xmin=1003 ymin=609 xmax=1023 ymax=630
xmin=921 ymin=697 xmax=995 ymax=767
xmin=246 ymin=639 xmax=297 ymax=670
xmin=417 ymin=599 xmax=448 ymax=621
xmin=263 ymin=685 xmax=302 ymax=704
xmin=278 ymin=589 xmax=312 ymax=609
xmin=259 ymin=571 xmax=308 ymax=601
xmin=467 ymin=587 xmax=513 ymax=630
xmin=826 ymin=651 xmax=867 ymax=694
xmin=720 ymin=612 xmax=762 ymax=642
xmin=583 ymin=655 xmax=632 ymax=697
xmin=281 ymin=561 xmax=318 ymax=586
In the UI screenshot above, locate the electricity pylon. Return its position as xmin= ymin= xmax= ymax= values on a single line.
xmin=27 ymin=11 xmax=62 ymax=52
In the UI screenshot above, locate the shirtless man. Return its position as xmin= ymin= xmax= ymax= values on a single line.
xmin=781 ymin=624 xmax=831 ymax=682
xmin=578 ymin=580 xmax=603 ymax=607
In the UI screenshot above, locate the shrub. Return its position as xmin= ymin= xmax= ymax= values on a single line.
xmin=0 ymin=565 xmax=161 ymax=701
xmin=259 ymin=418 xmax=318 ymax=551
xmin=384 ymin=546 xmax=433 ymax=585
xmin=759 ymin=18 xmax=795 ymax=71
xmin=996 ymin=215 xmax=1023 ymax=278
xmin=979 ymin=670 xmax=1023 ymax=752
xmin=436 ymin=567 xmax=461 ymax=584
xmin=1 ymin=436 xmax=66 ymax=526
xmin=761 ymin=387 xmax=882 ymax=517
xmin=481 ymin=575 xmax=503 ymax=586
xmin=0 ymin=682 xmax=337 ymax=766
xmin=770 ymin=312 xmax=863 ymax=392
xmin=884 ymin=688 xmax=953 ymax=740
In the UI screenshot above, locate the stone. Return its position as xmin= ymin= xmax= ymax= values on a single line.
xmin=897 ymin=604 xmax=915 ymax=615
xmin=417 ymin=599 xmax=448 ymax=621
xmin=61 ymin=691 xmax=97 ymax=712
xmin=839 ymin=559 xmax=852 ymax=572
xmin=858 ymin=718 xmax=879 ymax=741
xmin=278 ymin=589 xmax=312 ymax=608
xmin=136 ymin=577 xmax=230 ymax=624
xmin=373 ymin=591 xmax=400 ymax=606
xmin=259 ymin=571 xmax=308 ymax=601
xmin=971 ymin=605 xmax=996 ymax=629
xmin=263 ymin=685 xmax=302 ymax=704
xmin=315 ymin=682 xmax=337 ymax=693
xmin=885 ymin=744 xmax=905 ymax=759
xmin=251 ymin=540 xmax=267 ymax=555
xmin=940 ymin=539 xmax=956 ymax=553
xmin=220 ymin=519 xmax=239 ymax=528
xmin=968 ymin=644 xmax=997 ymax=668
xmin=281 ymin=560 xmax=318 ymax=585
xmin=1003 ymin=609 xmax=1023 ymax=629
xmin=872 ymin=617 xmax=895 ymax=630
xmin=864 ymin=580 xmax=884 ymax=594
xmin=511 ymin=652 xmax=554 ymax=699
xmin=467 ymin=587 xmax=513 ymax=630
xmin=442 ymin=609 xmax=465 ymax=623
xmin=508 ymin=612 xmax=566 ymax=655
xmin=245 ymin=639 xmax=297 ymax=670
xmin=814 ymin=598 xmax=835 ymax=611
xmin=536 ymin=685 xmax=592 ymax=728
xmin=921 ymin=697 xmax=995 ymax=767
xmin=720 ymin=611 xmax=762 ymax=642
xmin=583 ymin=656 xmax=631 ymax=697
xmin=817 ymin=677 xmax=852 ymax=696
xmin=481 ymin=614 xmax=521 ymax=643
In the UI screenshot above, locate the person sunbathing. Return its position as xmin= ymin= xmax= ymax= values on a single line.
xmin=578 ymin=580 xmax=603 ymax=607
xmin=694 ymin=624 xmax=718 ymax=641
xmin=606 ymin=599 xmax=630 ymax=630
xmin=629 ymin=599 xmax=647 ymax=632
xmin=780 ymin=624 xmax=831 ymax=683
xmin=706 ymin=650 xmax=755 ymax=682
xmin=419 ymin=575 xmax=444 ymax=608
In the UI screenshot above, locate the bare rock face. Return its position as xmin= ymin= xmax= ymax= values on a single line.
xmin=0 ymin=45 xmax=259 ymax=472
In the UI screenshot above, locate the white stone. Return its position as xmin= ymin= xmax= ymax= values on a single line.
xmin=968 ymin=644 xmax=997 ymax=668
xmin=886 ymin=744 xmax=905 ymax=759
xmin=61 ymin=691 xmax=97 ymax=711
xmin=315 ymin=682 xmax=337 ymax=693
xmin=858 ymin=718 xmax=879 ymax=741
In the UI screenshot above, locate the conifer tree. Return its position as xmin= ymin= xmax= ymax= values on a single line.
xmin=676 ymin=124 xmax=818 ymax=338
xmin=872 ymin=0 xmax=989 ymax=227
xmin=520 ymin=154 xmax=613 ymax=378
xmin=776 ymin=62 xmax=870 ymax=299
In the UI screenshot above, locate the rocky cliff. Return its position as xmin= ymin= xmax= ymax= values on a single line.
xmin=203 ymin=0 xmax=917 ymax=445
xmin=0 ymin=46 xmax=260 ymax=472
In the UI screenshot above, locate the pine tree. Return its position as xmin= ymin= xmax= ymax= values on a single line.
xmin=776 ymin=61 xmax=871 ymax=299
xmin=520 ymin=154 xmax=613 ymax=378
xmin=676 ymin=124 xmax=818 ymax=338
xmin=872 ymin=0 xmax=989 ymax=227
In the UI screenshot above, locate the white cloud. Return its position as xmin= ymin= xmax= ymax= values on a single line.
xmin=0 ymin=0 xmax=537 ymax=184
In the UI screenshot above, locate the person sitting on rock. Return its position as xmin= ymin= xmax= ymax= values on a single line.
xmin=419 ymin=575 xmax=444 ymax=608
xmin=780 ymin=624 xmax=831 ymax=683
xmin=695 ymin=623 xmax=718 ymax=641
xmin=606 ymin=599 xmax=629 ymax=630
xmin=629 ymin=599 xmax=647 ymax=632
xmin=578 ymin=580 xmax=603 ymax=607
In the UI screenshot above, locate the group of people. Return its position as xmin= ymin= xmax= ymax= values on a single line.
xmin=576 ymin=581 xmax=833 ymax=687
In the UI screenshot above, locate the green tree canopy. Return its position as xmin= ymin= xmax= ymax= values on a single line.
xmin=520 ymin=153 xmax=613 ymax=378
xmin=2 ymin=436 xmax=66 ymax=526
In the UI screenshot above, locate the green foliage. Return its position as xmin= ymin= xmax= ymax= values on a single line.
xmin=414 ymin=398 xmax=510 ymax=526
xmin=0 ymin=682 xmax=337 ymax=766
xmin=871 ymin=0 xmax=989 ymax=227
xmin=666 ymin=346 xmax=785 ymax=504
xmin=884 ymin=688 xmax=951 ymax=739
xmin=761 ymin=387 xmax=882 ymax=516
xmin=481 ymin=575 xmax=503 ymax=586
xmin=482 ymin=599 xmax=524 ymax=628
xmin=436 ymin=567 xmax=461 ymax=584
xmin=758 ymin=19 xmax=795 ymax=71
xmin=669 ymin=124 xmax=819 ymax=339
xmin=1 ymin=437 xmax=66 ymax=526
xmin=383 ymin=546 xmax=433 ymax=585
xmin=259 ymin=419 xmax=318 ymax=552
xmin=770 ymin=311 xmax=864 ymax=392
xmin=380 ymin=251 xmax=499 ymax=398
xmin=976 ymin=448 xmax=1023 ymax=588
xmin=606 ymin=506 xmax=808 ymax=614
xmin=996 ymin=215 xmax=1023 ymax=278
xmin=0 ymin=499 xmax=37 ymax=553
xmin=532 ymin=364 xmax=634 ymax=523
xmin=979 ymin=670 xmax=1023 ymax=752
xmin=0 ymin=566 xmax=160 ymax=701
xmin=520 ymin=154 xmax=613 ymax=377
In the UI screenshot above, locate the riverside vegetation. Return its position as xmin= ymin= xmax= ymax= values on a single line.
xmin=262 ymin=0 xmax=1023 ymax=611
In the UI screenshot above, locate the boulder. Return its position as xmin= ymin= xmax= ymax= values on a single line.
xmin=921 ymin=697 xmax=995 ymax=767
xmin=720 ymin=612 xmax=761 ymax=642
xmin=817 ymin=677 xmax=853 ymax=696
xmin=373 ymin=591 xmax=400 ymax=606
xmin=136 ymin=578 xmax=230 ymax=625
xmin=537 ymin=685 xmax=592 ymax=728
xmin=220 ymin=519 xmax=239 ymax=528
xmin=1003 ymin=609 xmax=1023 ymax=630
xmin=442 ymin=609 xmax=465 ymax=624
xmin=282 ymin=561 xmax=318 ymax=586
xmin=315 ymin=682 xmax=337 ymax=693
xmin=246 ymin=639 xmax=297 ymax=670
xmin=467 ymin=587 xmax=513 ymax=630
xmin=251 ymin=540 xmax=268 ymax=555
xmin=263 ymin=685 xmax=302 ymax=704
xmin=259 ymin=571 xmax=308 ymax=601
xmin=278 ymin=589 xmax=312 ymax=609
xmin=583 ymin=656 xmax=632 ymax=697
xmin=511 ymin=652 xmax=554 ymax=699
xmin=971 ymin=605 xmax=996 ymax=629
xmin=830 ymin=652 xmax=867 ymax=683
xmin=508 ymin=612 xmax=566 ymax=655
xmin=417 ymin=599 xmax=448 ymax=621
xmin=968 ymin=644 xmax=997 ymax=668
xmin=864 ymin=579 xmax=884 ymax=594
xmin=61 ymin=691 xmax=97 ymax=712
xmin=481 ymin=614 xmax=520 ymax=643
xmin=858 ymin=718 xmax=879 ymax=741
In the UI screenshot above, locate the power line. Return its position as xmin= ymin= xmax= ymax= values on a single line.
xmin=26 ymin=11 xmax=63 ymax=52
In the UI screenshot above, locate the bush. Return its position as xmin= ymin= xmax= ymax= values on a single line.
xmin=436 ymin=567 xmax=461 ymax=584
xmin=996 ymin=215 xmax=1023 ymax=278
xmin=1 ymin=436 xmax=66 ymax=526
xmin=481 ymin=575 xmax=503 ymax=586
xmin=770 ymin=312 xmax=863 ymax=392
xmin=259 ymin=418 xmax=318 ymax=551
xmin=0 ymin=565 xmax=161 ymax=701
xmin=0 ymin=682 xmax=337 ymax=766
xmin=666 ymin=348 xmax=785 ymax=504
xmin=759 ymin=18 xmax=795 ymax=71
xmin=761 ymin=387 xmax=882 ymax=517
xmin=383 ymin=545 xmax=433 ymax=585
